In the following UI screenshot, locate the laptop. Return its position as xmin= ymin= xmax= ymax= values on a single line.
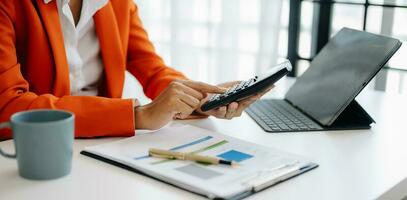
xmin=246 ymin=28 xmax=402 ymax=132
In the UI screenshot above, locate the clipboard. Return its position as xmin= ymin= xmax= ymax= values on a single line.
xmin=81 ymin=125 xmax=318 ymax=199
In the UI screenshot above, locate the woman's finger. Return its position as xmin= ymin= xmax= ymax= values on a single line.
xmin=225 ymin=102 xmax=238 ymax=119
xmin=178 ymin=93 xmax=201 ymax=109
xmin=217 ymin=81 xmax=241 ymax=88
xmin=174 ymin=99 xmax=195 ymax=119
xmin=179 ymin=83 xmax=205 ymax=100
xmin=214 ymin=106 xmax=227 ymax=118
xmin=183 ymin=81 xmax=227 ymax=94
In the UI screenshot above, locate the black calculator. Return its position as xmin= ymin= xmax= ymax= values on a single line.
xmin=200 ymin=60 xmax=292 ymax=112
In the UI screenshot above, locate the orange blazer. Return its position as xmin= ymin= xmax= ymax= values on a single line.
xmin=0 ymin=0 xmax=186 ymax=140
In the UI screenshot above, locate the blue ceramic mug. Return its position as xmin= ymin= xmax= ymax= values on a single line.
xmin=0 ymin=109 xmax=74 ymax=180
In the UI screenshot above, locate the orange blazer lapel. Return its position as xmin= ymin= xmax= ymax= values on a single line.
xmin=35 ymin=0 xmax=70 ymax=96
xmin=94 ymin=2 xmax=126 ymax=98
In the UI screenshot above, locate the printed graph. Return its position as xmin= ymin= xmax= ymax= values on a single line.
xmin=150 ymin=140 xmax=228 ymax=165
xmin=217 ymin=150 xmax=253 ymax=162
xmin=133 ymin=136 xmax=213 ymax=160
xmin=133 ymin=135 xmax=254 ymax=167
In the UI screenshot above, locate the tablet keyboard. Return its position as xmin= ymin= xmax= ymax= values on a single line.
xmin=246 ymin=99 xmax=323 ymax=132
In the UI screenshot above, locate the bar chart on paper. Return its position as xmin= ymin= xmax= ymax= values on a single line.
xmin=134 ymin=135 xmax=253 ymax=165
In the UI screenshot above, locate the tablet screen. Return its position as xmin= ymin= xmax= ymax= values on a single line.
xmin=285 ymin=28 xmax=401 ymax=126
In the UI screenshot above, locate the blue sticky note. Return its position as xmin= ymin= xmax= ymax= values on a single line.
xmin=217 ymin=150 xmax=253 ymax=162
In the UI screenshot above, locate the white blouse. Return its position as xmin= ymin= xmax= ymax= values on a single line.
xmin=44 ymin=0 xmax=108 ymax=96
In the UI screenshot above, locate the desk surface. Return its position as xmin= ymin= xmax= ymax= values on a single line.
xmin=1 ymin=78 xmax=407 ymax=200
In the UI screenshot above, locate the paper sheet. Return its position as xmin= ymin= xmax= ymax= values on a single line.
xmin=84 ymin=125 xmax=314 ymax=199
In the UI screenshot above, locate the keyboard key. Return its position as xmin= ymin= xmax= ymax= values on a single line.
xmin=288 ymin=124 xmax=298 ymax=129
xmin=278 ymin=124 xmax=289 ymax=129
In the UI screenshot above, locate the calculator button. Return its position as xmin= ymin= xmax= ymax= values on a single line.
xmin=243 ymin=81 xmax=251 ymax=88
xmin=226 ymin=86 xmax=238 ymax=94
xmin=225 ymin=88 xmax=234 ymax=94
xmin=210 ymin=94 xmax=220 ymax=101
xmin=218 ymin=94 xmax=228 ymax=98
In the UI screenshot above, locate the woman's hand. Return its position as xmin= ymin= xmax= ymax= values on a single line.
xmin=195 ymin=81 xmax=274 ymax=119
xmin=134 ymin=80 xmax=226 ymax=130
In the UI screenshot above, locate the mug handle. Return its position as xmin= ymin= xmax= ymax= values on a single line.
xmin=0 ymin=122 xmax=17 ymax=158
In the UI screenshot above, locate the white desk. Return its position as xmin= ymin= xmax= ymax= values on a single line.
xmin=1 ymin=78 xmax=407 ymax=200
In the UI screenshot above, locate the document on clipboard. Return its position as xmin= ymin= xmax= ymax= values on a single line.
xmin=81 ymin=125 xmax=318 ymax=199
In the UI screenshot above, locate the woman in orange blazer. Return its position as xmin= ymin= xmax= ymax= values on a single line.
xmin=0 ymin=0 xmax=269 ymax=140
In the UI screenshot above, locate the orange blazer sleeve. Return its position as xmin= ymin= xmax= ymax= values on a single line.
xmin=0 ymin=4 xmax=134 ymax=140
xmin=0 ymin=0 xmax=185 ymax=140
xmin=125 ymin=3 xmax=187 ymax=99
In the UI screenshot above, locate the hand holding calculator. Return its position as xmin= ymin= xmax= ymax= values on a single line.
xmin=200 ymin=60 xmax=292 ymax=112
